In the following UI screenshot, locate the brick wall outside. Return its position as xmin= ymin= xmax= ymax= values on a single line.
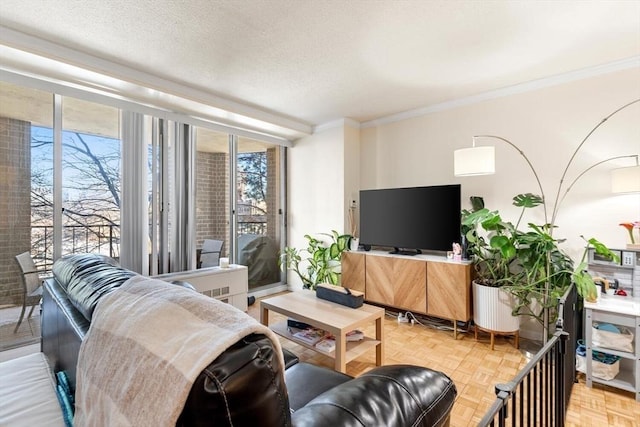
xmin=266 ymin=147 xmax=278 ymax=242
xmin=196 ymin=151 xmax=229 ymax=256
xmin=196 ymin=148 xmax=281 ymax=260
xmin=0 ymin=117 xmax=32 ymax=306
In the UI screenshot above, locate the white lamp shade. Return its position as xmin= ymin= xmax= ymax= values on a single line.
xmin=454 ymin=146 xmax=495 ymax=176
xmin=611 ymin=165 xmax=640 ymax=194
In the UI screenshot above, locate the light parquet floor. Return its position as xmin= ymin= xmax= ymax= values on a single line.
xmin=249 ymin=294 xmax=640 ymax=427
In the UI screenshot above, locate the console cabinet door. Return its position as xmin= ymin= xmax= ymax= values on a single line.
xmin=427 ymin=262 xmax=472 ymax=321
xmin=393 ymin=258 xmax=427 ymax=314
xmin=365 ymin=256 xmax=427 ymax=313
xmin=365 ymin=256 xmax=395 ymax=305
xmin=341 ymin=251 xmax=366 ymax=294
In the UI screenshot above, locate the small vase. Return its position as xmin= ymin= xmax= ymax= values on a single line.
xmin=350 ymin=237 xmax=359 ymax=251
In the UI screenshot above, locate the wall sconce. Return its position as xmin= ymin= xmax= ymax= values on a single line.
xmin=611 ymin=162 xmax=640 ymax=194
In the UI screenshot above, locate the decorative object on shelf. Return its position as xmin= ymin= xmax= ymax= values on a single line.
xmin=457 ymin=99 xmax=639 ymax=340
xmin=348 ymin=204 xmax=359 ymax=251
xmin=316 ymin=283 xmax=364 ymax=308
xmin=452 ymin=242 xmax=462 ymax=261
xmin=619 ymin=222 xmax=640 ymax=249
xmin=349 ymin=237 xmax=359 ymax=251
xmin=279 ymin=230 xmax=351 ymax=290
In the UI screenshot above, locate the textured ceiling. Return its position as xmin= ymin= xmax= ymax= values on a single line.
xmin=0 ymin=0 xmax=639 ymax=128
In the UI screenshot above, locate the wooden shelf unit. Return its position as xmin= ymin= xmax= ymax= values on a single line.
xmin=341 ymin=250 xmax=472 ymax=338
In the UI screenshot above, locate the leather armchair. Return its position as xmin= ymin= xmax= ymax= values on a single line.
xmin=42 ymin=254 xmax=457 ymax=426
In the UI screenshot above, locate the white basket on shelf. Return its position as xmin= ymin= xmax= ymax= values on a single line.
xmin=576 ymin=355 xmax=620 ymax=380
xmin=592 ymin=324 xmax=634 ymax=353
xmin=576 ymin=340 xmax=621 ymax=381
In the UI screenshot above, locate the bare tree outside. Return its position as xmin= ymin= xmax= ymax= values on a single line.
xmin=30 ymin=126 xmax=121 ymax=268
xmin=30 ymin=129 xmax=268 ymax=269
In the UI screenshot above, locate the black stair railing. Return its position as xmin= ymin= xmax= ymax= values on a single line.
xmin=478 ymin=284 xmax=577 ymax=426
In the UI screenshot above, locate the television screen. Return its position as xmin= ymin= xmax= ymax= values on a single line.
xmin=359 ymin=184 xmax=461 ymax=253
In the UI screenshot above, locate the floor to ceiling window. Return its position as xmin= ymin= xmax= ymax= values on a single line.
xmin=0 ymin=81 xmax=52 ymax=306
xmin=61 ymin=97 xmax=121 ymax=260
xmin=193 ymin=128 xmax=285 ymax=291
xmin=194 ymin=127 xmax=231 ymax=267
xmin=236 ymin=137 xmax=283 ymax=290
xmin=0 ymin=79 xmax=288 ymax=308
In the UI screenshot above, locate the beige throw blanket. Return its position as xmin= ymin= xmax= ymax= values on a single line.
xmin=75 ymin=275 xmax=284 ymax=426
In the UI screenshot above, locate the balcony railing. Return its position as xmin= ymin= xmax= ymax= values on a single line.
xmin=237 ymin=203 xmax=267 ymax=235
xmin=31 ymin=224 xmax=120 ymax=272
xmin=30 ymin=218 xmax=269 ymax=272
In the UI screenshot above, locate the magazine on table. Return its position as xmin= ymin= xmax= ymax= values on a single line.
xmin=292 ymin=327 xmax=326 ymax=345
xmin=346 ymin=329 xmax=364 ymax=341
xmin=315 ymin=335 xmax=336 ymax=352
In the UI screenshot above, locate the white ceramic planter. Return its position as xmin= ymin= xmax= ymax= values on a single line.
xmin=473 ymin=281 xmax=520 ymax=333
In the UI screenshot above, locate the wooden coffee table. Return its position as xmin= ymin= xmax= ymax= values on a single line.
xmin=260 ymin=290 xmax=385 ymax=373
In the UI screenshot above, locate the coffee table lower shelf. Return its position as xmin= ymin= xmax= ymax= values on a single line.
xmin=270 ymin=321 xmax=380 ymax=362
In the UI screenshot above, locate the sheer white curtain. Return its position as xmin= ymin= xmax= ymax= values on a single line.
xmin=170 ymin=122 xmax=196 ymax=272
xmin=120 ymin=111 xmax=149 ymax=274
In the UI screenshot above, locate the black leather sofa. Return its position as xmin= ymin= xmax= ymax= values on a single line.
xmin=42 ymin=254 xmax=457 ymax=426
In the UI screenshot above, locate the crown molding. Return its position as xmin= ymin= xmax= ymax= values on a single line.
xmin=313 ymin=117 xmax=361 ymax=133
xmin=362 ymin=56 xmax=640 ymax=128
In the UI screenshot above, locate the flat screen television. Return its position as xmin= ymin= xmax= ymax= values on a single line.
xmin=359 ymin=184 xmax=461 ymax=254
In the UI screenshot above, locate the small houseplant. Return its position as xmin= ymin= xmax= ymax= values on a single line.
xmin=279 ymin=230 xmax=351 ymax=290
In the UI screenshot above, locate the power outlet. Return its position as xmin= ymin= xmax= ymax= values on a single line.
xmin=397 ymin=313 xmax=408 ymax=323
xmin=350 ymin=199 xmax=357 ymax=208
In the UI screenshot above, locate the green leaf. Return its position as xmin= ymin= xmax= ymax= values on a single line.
xmin=512 ymin=193 xmax=543 ymax=208
xmin=489 ymin=235 xmax=509 ymax=249
xmin=328 ymin=271 xmax=339 ymax=285
xmin=586 ymin=236 xmax=620 ymax=263
xmin=490 ymin=235 xmax=516 ymax=259
xmin=481 ymin=213 xmax=503 ymax=230
xmin=329 ymin=242 xmax=340 ymax=259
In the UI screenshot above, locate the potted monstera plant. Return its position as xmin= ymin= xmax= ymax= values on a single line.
xmin=279 ymin=230 xmax=351 ymax=290
xmin=463 ymin=194 xmax=617 ymax=336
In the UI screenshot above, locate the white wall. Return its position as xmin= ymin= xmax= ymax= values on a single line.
xmin=360 ymin=68 xmax=640 ymax=262
xmin=287 ymin=125 xmax=346 ymax=288
xmin=344 ymin=123 xmax=361 ymax=235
